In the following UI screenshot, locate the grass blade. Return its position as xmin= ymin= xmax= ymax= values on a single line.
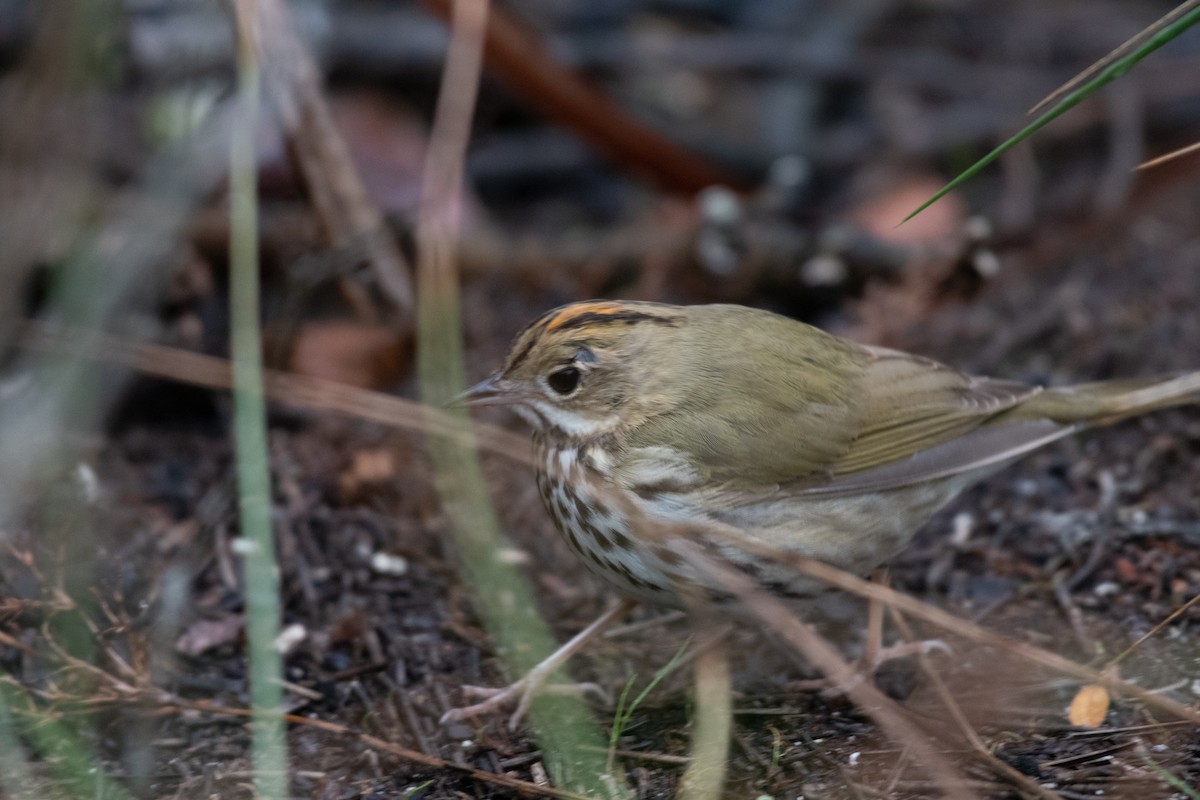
xmin=906 ymin=2 xmax=1200 ymax=223
xmin=414 ymin=0 xmax=617 ymax=795
xmin=229 ymin=3 xmax=287 ymax=796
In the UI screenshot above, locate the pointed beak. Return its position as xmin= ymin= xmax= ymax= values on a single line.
xmin=447 ymin=373 xmax=514 ymax=408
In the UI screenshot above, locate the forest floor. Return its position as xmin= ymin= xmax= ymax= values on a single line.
xmin=2 ymin=1 xmax=1200 ymax=798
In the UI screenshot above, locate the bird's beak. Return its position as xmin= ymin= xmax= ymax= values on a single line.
xmin=447 ymin=373 xmax=513 ymax=408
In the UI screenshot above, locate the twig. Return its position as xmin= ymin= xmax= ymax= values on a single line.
xmin=18 ymin=322 xmax=532 ymax=466
xmin=1139 ymin=139 xmax=1200 ymax=170
xmin=255 ymin=0 xmax=413 ymax=320
xmin=139 ymin=699 xmax=595 ymax=800
xmin=889 ymin=609 xmax=1062 ymax=800
xmin=1106 ymin=591 xmax=1200 ymax=670
xmin=583 ymin=746 xmax=691 ymax=766
xmin=415 ymin=0 xmax=742 ymax=194
xmin=1028 ymin=0 xmax=1200 ymax=115
xmin=1051 ymin=572 xmax=1096 ymax=655
xmin=705 ymin=527 xmax=1200 ymax=726
xmin=673 ymin=539 xmax=980 ymax=800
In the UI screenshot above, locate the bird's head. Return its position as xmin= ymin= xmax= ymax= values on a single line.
xmin=462 ymin=300 xmax=685 ymax=438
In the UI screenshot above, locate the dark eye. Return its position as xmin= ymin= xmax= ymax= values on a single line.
xmin=547 ymin=366 xmax=581 ymax=395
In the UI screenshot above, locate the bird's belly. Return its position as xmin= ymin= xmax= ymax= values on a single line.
xmin=536 ymin=442 xmax=974 ymax=606
xmin=703 ymin=479 xmax=970 ymax=596
xmin=625 ymin=478 xmax=973 ymax=601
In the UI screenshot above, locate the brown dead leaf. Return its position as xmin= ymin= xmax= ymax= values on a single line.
xmin=288 ymin=321 xmax=408 ymax=388
xmin=339 ymin=448 xmax=398 ymax=499
xmin=176 ymin=614 xmax=244 ymax=657
xmin=330 ymin=608 xmax=367 ymax=644
xmin=1067 ymin=684 xmax=1110 ymax=728
xmin=1113 ymin=556 xmax=1139 ymax=584
xmin=850 ymin=173 xmax=967 ymax=246
xmin=329 ymin=90 xmax=429 ymax=217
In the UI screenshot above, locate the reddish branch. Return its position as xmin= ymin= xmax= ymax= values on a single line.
xmin=416 ymin=0 xmax=745 ymax=194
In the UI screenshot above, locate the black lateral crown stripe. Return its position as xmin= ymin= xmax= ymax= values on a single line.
xmin=507 ymin=336 xmax=539 ymax=371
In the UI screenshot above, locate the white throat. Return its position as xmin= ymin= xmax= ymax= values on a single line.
xmin=517 ymin=400 xmax=619 ymax=438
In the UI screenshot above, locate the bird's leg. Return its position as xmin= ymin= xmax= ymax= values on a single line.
xmin=788 ymin=569 xmax=949 ymax=693
xmin=860 ymin=567 xmax=889 ymax=670
xmin=859 ymin=567 xmax=951 ymax=670
xmin=441 ymin=598 xmax=638 ymax=731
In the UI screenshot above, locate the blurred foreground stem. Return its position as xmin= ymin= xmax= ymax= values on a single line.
xmin=414 ymin=0 xmax=615 ymax=795
xmin=230 ymin=3 xmax=286 ymax=797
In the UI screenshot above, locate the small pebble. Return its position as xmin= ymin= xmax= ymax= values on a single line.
xmin=370 ymin=551 xmax=409 ymax=576
xmin=275 ymin=623 xmax=306 ymax=653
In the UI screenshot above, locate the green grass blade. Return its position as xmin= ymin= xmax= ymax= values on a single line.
xmin=1141 ymin=756 xmax=1200 ymax=800
xmin=607 ymin=638 xmax=692 ymax=774
xmin=0 ymin=681 xmax=132 ymax=799
xmin=414 ymin=2 xmax=616 ymax=795
xmin=0 ymin=695 xmax=36 ymax=798
xmin=906 ymin=2 xmax=1200 ymax=223
xmin=418 ymin=299 xmax=619 ymax=797
xmin=229 ymin=7 xmax=288 ymax=797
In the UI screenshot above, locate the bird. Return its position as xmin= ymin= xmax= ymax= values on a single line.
xmin=443 ymin=299 xmax=1200 ymax=724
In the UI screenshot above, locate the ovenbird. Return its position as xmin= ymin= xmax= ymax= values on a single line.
xmin=466 ymin=300 xmax=1200 ymax=606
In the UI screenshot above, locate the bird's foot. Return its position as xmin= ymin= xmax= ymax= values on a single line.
xmin=865 ymin=638 xmax=952 ymax=669
xmin=439 ymin=599 xmax=636 ymax=731
xmin=786 ymin=639 xmax=952 ymax=696
xmin=441 ymin=674 xmax=609 ymax=731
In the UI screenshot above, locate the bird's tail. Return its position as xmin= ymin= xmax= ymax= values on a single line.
xmin=1031 ymin=370 xmax=1200 ymax=426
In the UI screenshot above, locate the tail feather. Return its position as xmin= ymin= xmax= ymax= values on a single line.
xmin=1103 ymin=371 xmax=1200 ymax=420
xmin=1021 ymin=371 xmax=1200 ymax=425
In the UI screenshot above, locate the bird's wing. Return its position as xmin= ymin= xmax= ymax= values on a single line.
xmin=798 ymin=417 xmax=1075 ymax=496
xmin=826 ymin=347 xmax=1041 ymax=477
xmin=622 ymin=342 xmax=1045 ymax=494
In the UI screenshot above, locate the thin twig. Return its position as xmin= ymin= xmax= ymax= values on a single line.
xmin=1028 ymin=0 xmax=1200 ymax=115
xmin=414 ymin=0 xmax=742 ymax=194
xmin=256 ymin=0 xmax=413 ymax=319
xmin=1138 ymin=139 xmax=1200 ymax=170
xmin=165 ymin=699 xmax=597 ymax=800
xmin=889 ymin=608 xmax=1062 ymax=800
xmin=1106 ymin=591 xmax=1200 ymax=670
xmin=673 ymin=540 xmax=980 ymax=800
xmin=18 ymin=322 xmax=532 ymax=465
xmin=705 ymin=527 xmax=1200 ymax=726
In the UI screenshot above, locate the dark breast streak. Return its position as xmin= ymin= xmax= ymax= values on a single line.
xmin=532 ymin=434 xmax=673 ymax=600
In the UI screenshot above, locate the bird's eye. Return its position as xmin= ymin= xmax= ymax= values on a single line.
xmin=547 ymin=366 xmax=581 ymax=396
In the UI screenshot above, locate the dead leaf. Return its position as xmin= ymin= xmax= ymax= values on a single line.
xmin=339 ymin=448 xmax=398 ymax=499
xmin=1113 ymin=556 xmax=1139 ymax=584
xmin=850 ymin=173 xmax=967 ymax=246
xmin=1068 ymin=684 xmax=1110 ymax=728
xmin=330 ymin=90 xmax=429 ymax=216
xmin=176 ymin=614 xmax=244 ymax=657
xmin=288 ymin=322 xmax=408 ymax=388
xmin=330 ymin=608 xmax=366 ymax=644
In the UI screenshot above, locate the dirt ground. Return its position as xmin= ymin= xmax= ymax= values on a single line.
xmin=2 ymin=1 xmax=1200 ymax=798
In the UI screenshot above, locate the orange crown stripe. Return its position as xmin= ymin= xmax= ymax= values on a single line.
xmin=542 ymin=302 xmax=625 ymax=331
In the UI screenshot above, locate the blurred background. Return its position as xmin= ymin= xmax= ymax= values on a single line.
xmin=1 ymin=0 xmax=1199 ymax=797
